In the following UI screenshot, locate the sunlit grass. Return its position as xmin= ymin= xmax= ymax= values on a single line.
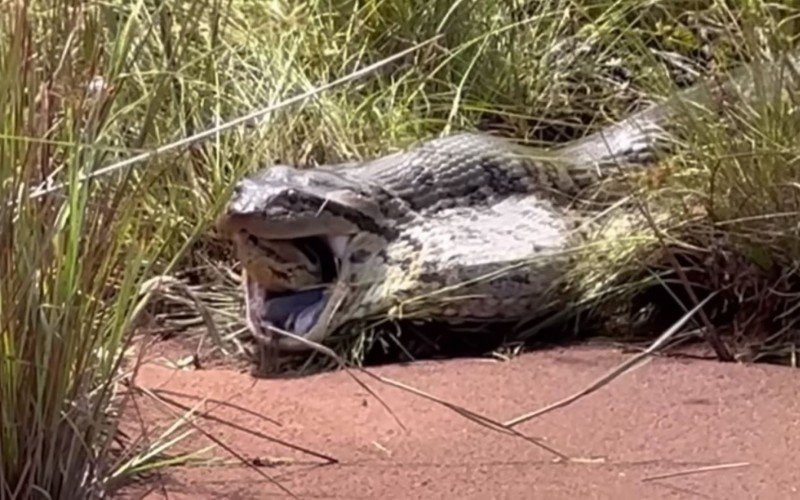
xmin=0 ymin=0 xmax=230 ymax=496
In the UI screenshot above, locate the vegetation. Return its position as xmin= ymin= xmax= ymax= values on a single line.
xmin=1 ymin=0 xmax=800 ymax=497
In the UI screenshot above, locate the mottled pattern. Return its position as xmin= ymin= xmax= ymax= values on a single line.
xmin=217 ymin=54 xmax=800 ymax=349
xmin=346 ymin=194 xmax=575 ymax=321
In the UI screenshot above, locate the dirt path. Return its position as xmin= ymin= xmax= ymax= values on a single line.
xmin=117 ymin=341 xmax=800 ymax=499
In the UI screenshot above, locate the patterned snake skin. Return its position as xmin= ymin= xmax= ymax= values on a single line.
xmin=216 ymin=53 xmax=800 ymax=351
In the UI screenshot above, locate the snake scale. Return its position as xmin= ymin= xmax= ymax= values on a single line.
xmin=216 ymin=52 xmax=800 ymax=351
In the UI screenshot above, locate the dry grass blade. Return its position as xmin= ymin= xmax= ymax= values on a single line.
xmin=149 ymin=388 xmax=284 ymax=428
xmin=135 ymin=385 xmax=338 ymax=464
xmin=642 ymin=462 xmax=751 ymax=482
xmin=28 ymin=36 xmax=442 ymax=199
xmin=130 ymin=383 xmax=300 ymax=499
xmin=263 ymin=326 xmax=570 ymax=461
xmin=264 ymin=324 xmax=408 ymax=432
xmin=504 ymin=293 xmax=718 ymax=428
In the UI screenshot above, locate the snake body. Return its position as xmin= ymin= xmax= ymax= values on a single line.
xmin=216 ymin=53 xmax=799 ymax=351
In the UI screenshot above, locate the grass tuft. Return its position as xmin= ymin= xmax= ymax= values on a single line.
xmin=1 ymin=0 xmax=245 ymax=496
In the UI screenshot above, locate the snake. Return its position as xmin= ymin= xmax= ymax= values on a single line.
xmin=215 ymin=53 xmax=799 ymax=352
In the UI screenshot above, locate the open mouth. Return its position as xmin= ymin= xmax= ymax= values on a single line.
xmin=242 ymin=235 xmax=348 ymax=344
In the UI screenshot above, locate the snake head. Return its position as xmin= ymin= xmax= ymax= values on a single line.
xmin=216 ymin=164 xmax=392 ymax=351
xmin=218 ymin=164 xmax=387 ymax=239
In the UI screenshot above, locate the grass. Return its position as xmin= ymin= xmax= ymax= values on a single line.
xmin=2 ymin=0 xmax=800 ymax=497
xmin=567 ymin=33 xmax=800 ymax=363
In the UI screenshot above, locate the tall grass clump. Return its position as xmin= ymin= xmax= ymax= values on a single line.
xmin=564 ymin=6 xmax=800 ymax=364
xmin=0 ymin=3 xmax=153 ymax=498
xmin=0 ymin=0 xmax=264 ymax=496
xmin=654 ymin=42 xmax=800 ymax=363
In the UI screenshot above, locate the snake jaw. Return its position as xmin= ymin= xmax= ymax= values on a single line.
xmin=233 ymin=231 xmax=361 ymax=351
xmin=242 ymin=272 xmax=332 ymax=348
xmin=219 ymin=163 xmax=395 ymax=351
xmin=235 ymin=230 xmax=390 ymax=351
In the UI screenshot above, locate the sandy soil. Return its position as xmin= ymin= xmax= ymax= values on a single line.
xmin=116 ymin=338 xmax=800 ymax=500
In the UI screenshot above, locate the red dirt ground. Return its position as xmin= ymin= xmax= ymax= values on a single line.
xmin=116 ymin=338 xmax=800 ymax=499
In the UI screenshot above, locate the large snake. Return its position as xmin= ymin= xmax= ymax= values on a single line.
xmin=216 ymin=53 xmax=800 ymax=352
